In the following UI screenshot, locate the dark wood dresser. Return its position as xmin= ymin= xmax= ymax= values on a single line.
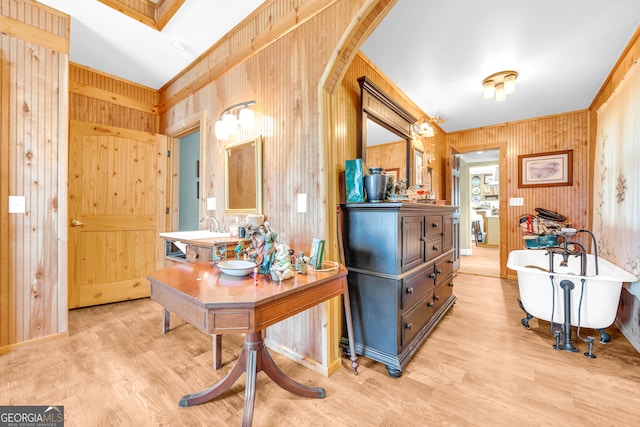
xmin=340 ymin=202 xmax=457 ymax=377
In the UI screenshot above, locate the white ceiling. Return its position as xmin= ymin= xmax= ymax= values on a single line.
xmin=38 ymin=0 xmax=640 ymax=133
xmin=38 ymin=0 xmax=264 ymax=89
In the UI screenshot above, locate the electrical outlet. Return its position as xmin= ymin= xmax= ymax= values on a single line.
xmin=510 ymin=197 xmax=524 ymax=206
xmin=297 ymin=193 xmax=307 ymax=213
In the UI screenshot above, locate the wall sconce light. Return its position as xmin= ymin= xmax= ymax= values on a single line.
xmin=483 ymin=71 xmax=518 ymax=102
xmin=214 ymin=100 xmax=256 ymax=140
xmin=413 ymin=113 xmax=445 ymax=138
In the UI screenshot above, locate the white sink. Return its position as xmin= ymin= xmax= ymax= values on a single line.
xmin=159 ymin=230 xmax=231 ymax=241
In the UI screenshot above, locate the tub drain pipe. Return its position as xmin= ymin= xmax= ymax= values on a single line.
xmin=557 ymin=279 xmax=579 ymax=353
xmin=575 ymin=278 xmax=597 ymax=358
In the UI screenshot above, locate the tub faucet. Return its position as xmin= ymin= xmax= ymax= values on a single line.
xmin=559 ymin=228 xmax=599 ymax=276
xmin=200 ymin=215 xmax=219 ymax=232
xmin=576 ymin=229 xmax=599 ymax=276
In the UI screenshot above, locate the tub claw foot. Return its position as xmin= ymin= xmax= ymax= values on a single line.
xmin=596 ymin=328 xmax=611 ymax=344
xmin=517 ymin=299 xmax=533 ymax=329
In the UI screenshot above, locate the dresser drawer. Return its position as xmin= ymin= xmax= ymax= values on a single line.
xmin=433 ymin=279 xmax=454 ymax=313
xmin=434 ymin=251 xmax=454 ymax=286
xmin=401 ymin=294 xmax=435 ymax=346
xmin=426 ymin=235 xmax=443 ymax=260
xmin=401 ymin=264 xmax=433 ymax=309
xmin=425 ymin=215 xmax=443 ymax=236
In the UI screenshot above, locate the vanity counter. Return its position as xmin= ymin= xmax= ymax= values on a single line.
xmin=160 ymin=231 xmax=248 ymax=266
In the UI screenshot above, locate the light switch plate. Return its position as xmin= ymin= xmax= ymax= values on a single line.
xmin=510 ymin=197 xmax=524 ymax=206
xmin=297 ymin=193 xmax=307 ymax=213
xmin=9 ymin=196 xmax=26 ymax=213
xmin=206 ymin=197 xmax=216 ymax=211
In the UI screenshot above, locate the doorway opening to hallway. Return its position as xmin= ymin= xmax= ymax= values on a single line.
xmin=458 ymin=149 xmax=500 ymax=277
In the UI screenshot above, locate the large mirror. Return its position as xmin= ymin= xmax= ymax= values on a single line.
xmin=224 ymin=136 xmax=262 ymax=214
xmin=358 ymin=76 xmax=416 ymax=186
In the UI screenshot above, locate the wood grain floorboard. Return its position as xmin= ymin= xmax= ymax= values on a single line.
xmin=459 ymin=244 xmax=500 ymax=277
xmin=1 ymin=273 xmax=639 ymax=426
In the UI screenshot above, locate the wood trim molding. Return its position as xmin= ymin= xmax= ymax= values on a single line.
xmin=0 ymin=15 xmax=69 ymax=53
xmin=69 ymin=81 xmax=158 ymax=114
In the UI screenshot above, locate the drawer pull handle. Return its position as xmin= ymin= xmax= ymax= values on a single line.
xmin=429 ymin=273 xmax=436 ymax=279
xmin=405 ymin=323 xmax=413 ymax=329
xmin=431 ymin=223 xmax=438 ymax=228
xmin=434 ymin=295 xmax=441 ymax=301
xmin=406 ymin=287 xmax=414 ymax=294
xmin=432 ymin=246 xmax=439 ymax=251
xmin=436 ymin=268 xmax=442 ymax=274
xmin=448 ymin=282 xmax=454 ymax=287
xmin=427 ymin=302 xmax=434 ymax=307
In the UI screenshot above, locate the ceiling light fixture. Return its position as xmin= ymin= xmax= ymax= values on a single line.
xmin=215 ymin=100 xmax=256 ymax=141
xmin=483 ymin=70 xmax=518 ymax=102
xmin=170 ymin=38 xmax=185 ymax=51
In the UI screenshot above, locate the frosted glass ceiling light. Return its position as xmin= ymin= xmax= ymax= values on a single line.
xmin=483 ymin=80 xmax=495 ymax=99
xmin=483 ymin=70 xmax=518 ymax=101
xmin=504 ymin=73 xmax=517 ymax=94
xmin=495 ymin=83 xmax=506 ymax=102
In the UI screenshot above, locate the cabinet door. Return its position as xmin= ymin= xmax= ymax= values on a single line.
xmin=401 ymin=215 xmax=424 ymax=271
xmin=442 ymin=216 xmax=454 ymax=252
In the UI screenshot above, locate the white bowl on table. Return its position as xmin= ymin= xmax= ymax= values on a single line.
xmin=217 ymin=260 xmax=257 ymax=277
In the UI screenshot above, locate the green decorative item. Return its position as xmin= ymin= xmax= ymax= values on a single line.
xmin=346 ymin=159 xmax=365 ymax=202
xmin=309 ymin=238 xmax=325 ymax=269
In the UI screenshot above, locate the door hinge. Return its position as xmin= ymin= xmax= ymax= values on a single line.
xmin=166 ymin=207 xmax=170 ymax=214
xmin=166 ymin=150 xmax=171 ymax=157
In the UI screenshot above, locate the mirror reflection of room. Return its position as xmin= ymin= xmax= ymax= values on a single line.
xmin=365 ymin=118 xmax=407 ymax=183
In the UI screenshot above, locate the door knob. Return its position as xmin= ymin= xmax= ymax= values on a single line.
xmin=71 ymin=219 xmax=86 ymax=227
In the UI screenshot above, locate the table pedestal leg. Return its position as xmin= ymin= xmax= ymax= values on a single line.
xmin=342 ymin=289 xmax=359 ymax=375
xmin=179 ymin=331 xmax=325 ymax=426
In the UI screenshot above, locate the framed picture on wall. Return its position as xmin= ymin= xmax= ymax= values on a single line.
xmin=518 ymin=150 xmax=573 ymax=188
xmin=414 ymin=148 xmax=424 ymax=186
xmin=384 ymin=168 xmax=399 ymax=183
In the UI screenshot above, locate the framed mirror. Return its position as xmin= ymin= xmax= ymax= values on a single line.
xmin=358 ymin=76 xmax=417 ymax=186
xmin=224 ymin=136 xmax=262 ymax=214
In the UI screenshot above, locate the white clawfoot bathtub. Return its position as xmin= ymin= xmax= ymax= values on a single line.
xmin=507 ymin=249 xmax=637 ymax=330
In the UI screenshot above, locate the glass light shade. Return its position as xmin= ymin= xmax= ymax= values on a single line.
xmin=215 ymin=120 xmax=229 ymax=140
xmin=495 ymin=83 xmax=506 ymax=102
xmin=504 ymin=74 xmax=516 ymax=94
xmin=238 ymin=107 xmax=255 ymax=130
xmin=420 ymin=123 xmax=434 ymax=137
xmin=483 ymin=80 xmax=495 ymax=99
xmin=223 ymin=113 xmax=238 ymax=135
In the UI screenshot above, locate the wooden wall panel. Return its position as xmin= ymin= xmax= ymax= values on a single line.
xmin=158 ymin=0 xmax=374 ymax=375
xmin=447 ymin=111 xmax=590 ymax=278
xmin=0 ymin=0 xmax=68 ymax=348
xmin=69 ymin=63 xmax=159 ymax=133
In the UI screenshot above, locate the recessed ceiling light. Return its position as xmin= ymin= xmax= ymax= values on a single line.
xmin=170 ymin=38 xmax=185 ymax=50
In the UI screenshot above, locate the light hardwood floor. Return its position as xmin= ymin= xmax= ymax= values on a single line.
xmin=459 ymin=244 xmax=500 ymax=277
xmin=2 ymin=273 xmax=639 ymax=426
